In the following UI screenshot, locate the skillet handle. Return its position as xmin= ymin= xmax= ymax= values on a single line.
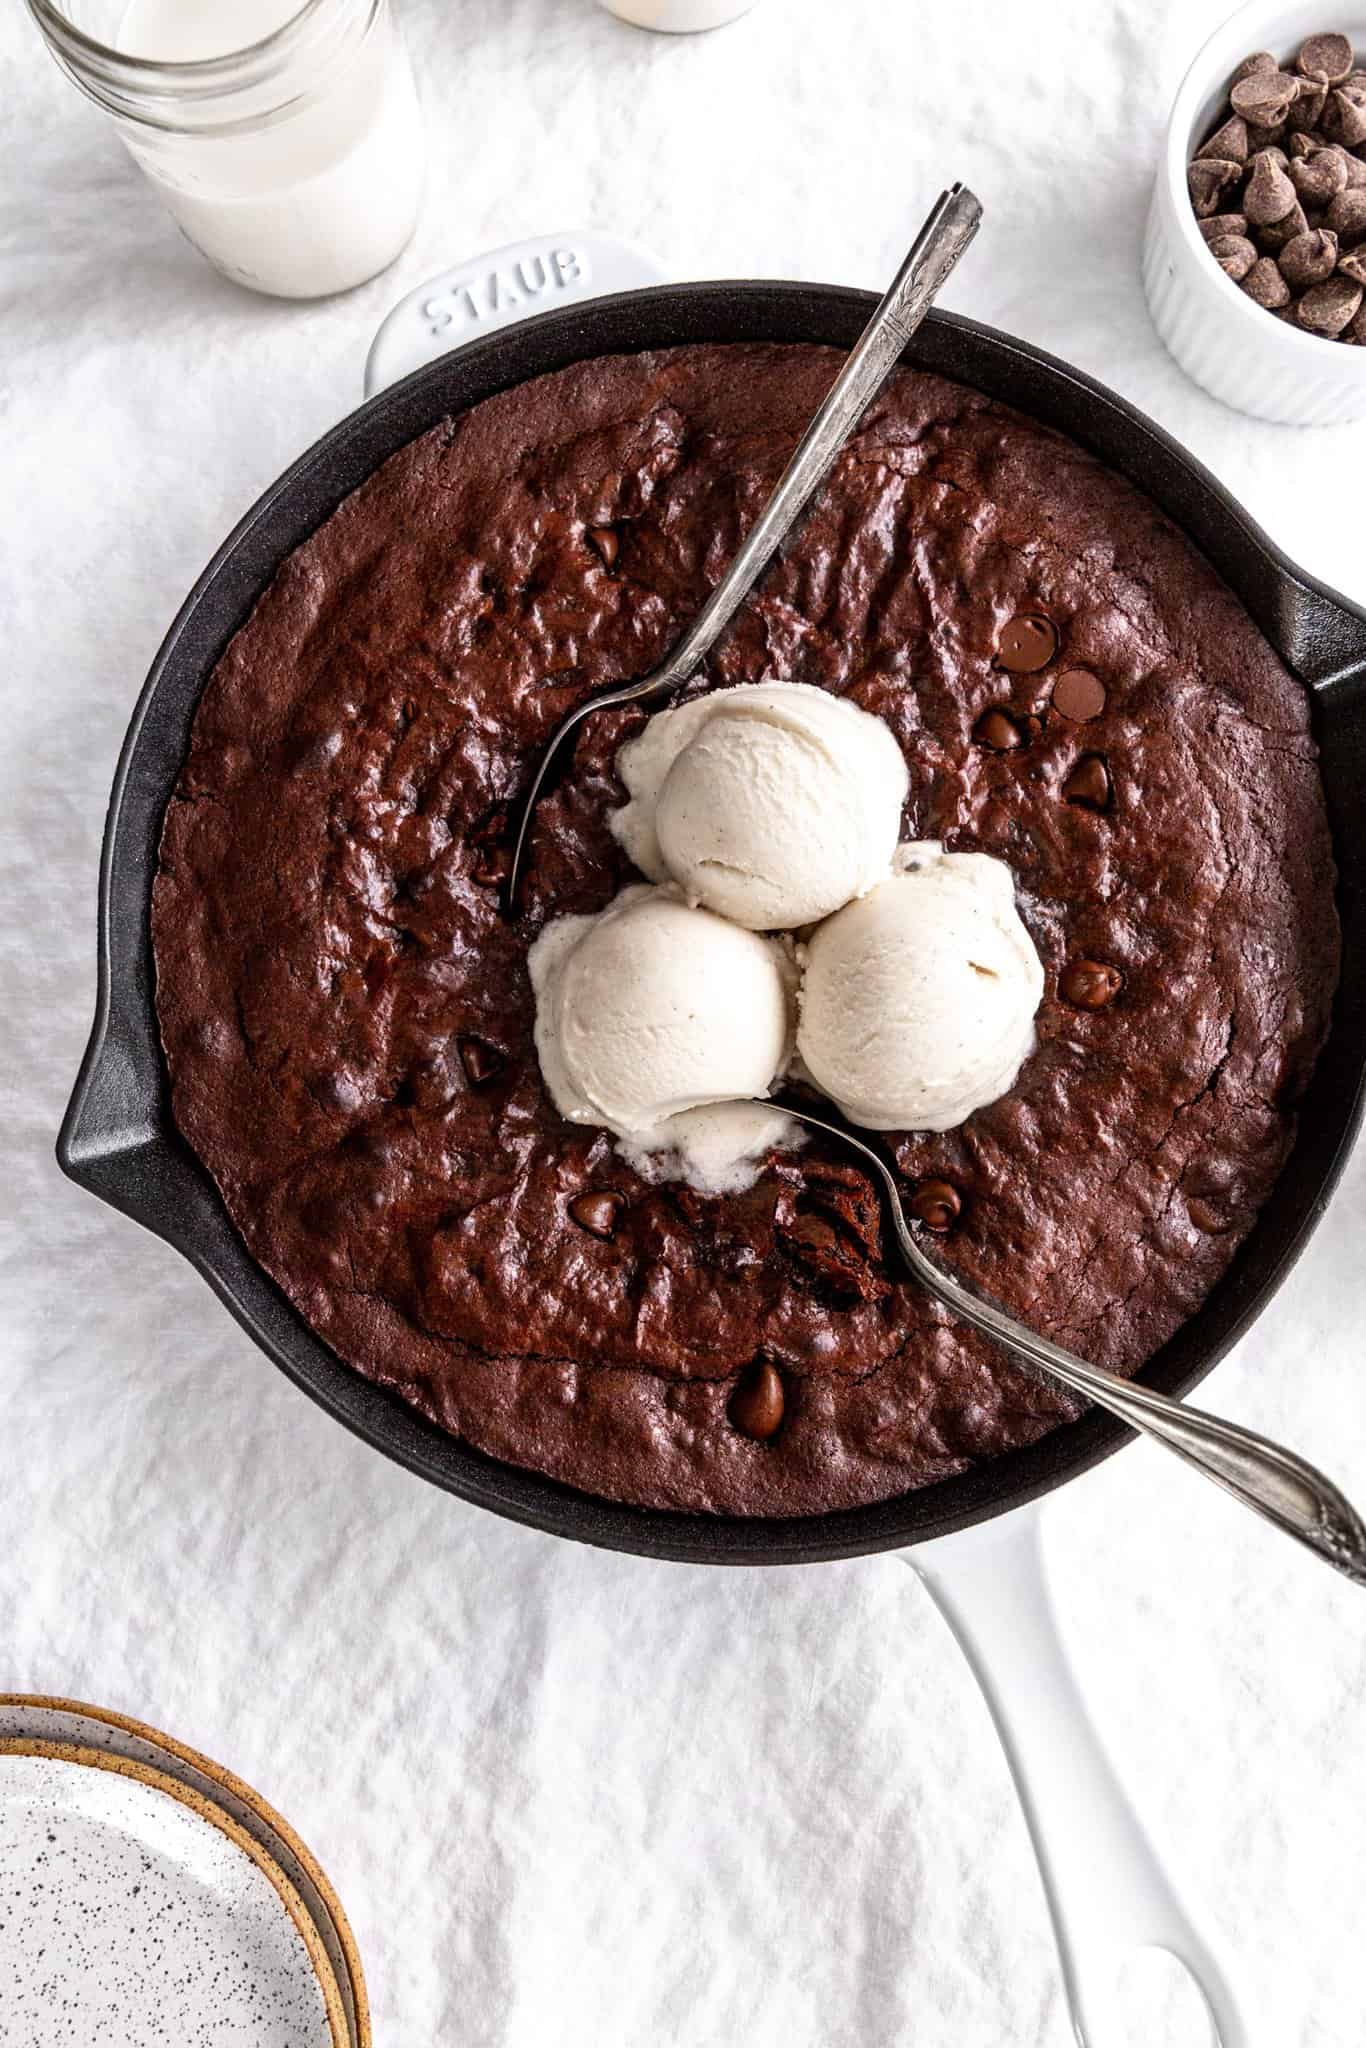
xmin=907 ymin=1506 xmax=1248 ymax=2047
xmin=363 ymin=230 xmax=668 ymax=397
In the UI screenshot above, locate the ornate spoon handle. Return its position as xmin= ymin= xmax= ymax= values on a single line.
xmin=779 ymin=1103 xmax=1366 ymax=1585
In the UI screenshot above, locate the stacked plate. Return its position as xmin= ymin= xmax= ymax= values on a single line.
xmin=0 ymin=1695 xmax=368 ymax=2046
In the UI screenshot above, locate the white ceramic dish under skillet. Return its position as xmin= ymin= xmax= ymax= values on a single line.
xmin=1144 ymin=0 xmax=1366 ymax=422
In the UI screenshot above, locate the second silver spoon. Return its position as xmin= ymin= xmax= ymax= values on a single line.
xmin=773 ymin=1099 xmax=1366 ymax=1587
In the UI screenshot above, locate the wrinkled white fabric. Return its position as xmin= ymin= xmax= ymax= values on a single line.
xmin=2 ymin=2 xmax=1364 ymax=2044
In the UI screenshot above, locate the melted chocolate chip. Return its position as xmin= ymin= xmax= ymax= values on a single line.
xmin=910 ymin=1179 xmax=962 ymax=1232
xmin=1063 ymin=754 xmax=1112 ymax=811
xmin=587 ymin=524 xmax=619 ymax=569
xmin=996 ymin=612 xmax=1059 ymax=672
xmin=1187 ymin=1194 xmax=1235 ymax=1235
xmin=1050 ymin=668 xmax=1107 ymax=721
xmin=469 ymin=806 xmax=509 ymax=888
xmin=1060 ymin=959 xmax=1124 ymax=1010
xmin=975 ymin=708 xmax=1024 ymax=751
xmin=728 ymin=1360 xmax=785 ymax=1441
xmin=472 ymin=846 xmax=510 ymax=888
xmin=569 ymin=1190 xmax=625 ymax=1239
xmin=459 ymin=1038 xmax=504 ymax=1085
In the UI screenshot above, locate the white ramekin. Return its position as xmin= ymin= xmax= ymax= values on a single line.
xmin=1143 ymin=0 xmax=1366 ymax=423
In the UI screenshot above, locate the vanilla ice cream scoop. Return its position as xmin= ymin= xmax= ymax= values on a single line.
xmin=529 ymin=885 xmax=798 ymax=1189
xmin=797 ymin=844 xmax=1044 ymax=1132
xmin=611 ymin=682 xmax=908 ymax=930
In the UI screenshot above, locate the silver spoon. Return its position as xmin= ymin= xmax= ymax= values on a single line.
xmin=507 ymin=183 xmax=983 ymax=909
xmin=772 ymin=1099 xmax=1366 ymax=1586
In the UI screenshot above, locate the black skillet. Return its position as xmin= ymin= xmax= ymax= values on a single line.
xmin=57 ymin=284 xmax=1366 ymax=1566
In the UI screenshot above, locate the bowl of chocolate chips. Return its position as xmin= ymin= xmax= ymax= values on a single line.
xmin=1145 ymin=1 xmax=1366 ymax=421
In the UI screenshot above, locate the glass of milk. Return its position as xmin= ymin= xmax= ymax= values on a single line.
xmin=25 ymin=0 xmax=426 ymax=299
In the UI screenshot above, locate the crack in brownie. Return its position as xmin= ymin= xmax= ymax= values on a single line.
xmin=152 ymin=344 xmax=1340 ymax=1513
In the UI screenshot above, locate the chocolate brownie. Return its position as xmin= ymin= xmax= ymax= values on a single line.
xmin=152 ymin=345 xmax=1340 ymax=1514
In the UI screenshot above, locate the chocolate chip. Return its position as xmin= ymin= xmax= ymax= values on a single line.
xmin=996 ymin=612 xmax=1059 ymax=671
xmin=729 ymin=1360 xmax=785 ymax=1441
xmin=587 ymin=524 xmax=619 ymax=569
xmin=1259 ymin=198 xmax=1311 ymax=250
xmin=1197 ymin=115 xmax=1250 ymax=164
xmin=459 ymin=1037 xmax=504 ymax=1085
xmin=1337 ymin=146 xmax=1366 ymax=188
xmin=1297 ymin=273 xmax=1364 ymax=333
xmin=1063 ymin=754 xmax=1111 ymax=811
xmin=1050 ymin=667 xmax=1107 ymax=720
xmin=1287 ymin=77 xmax=1330 ymax=132
xmin=1326 ymin=185 xmax=1366 ymax=238
xmin=1198 ymin=211 xmax=1249 ymax=241
xmin=1187 ymin=1194 xmax=1235 ymax=1235
xmin=909 ymin=1179 xmax=962 ymax=1232
xmin=1287 ymin=129 xmax=1324 ymax=160
xmin=1230 ymin=70 xmax=1301 ymax=127
xmin=1244 ymin=150 xmax=1298 ymax=223
xmin=314 ymin=1067 xmax=366 ymax=1114
xmin=1188 ymin=157 xmax=1245 ymax=216
xmin=975 ymin=708 xmax=1024 ymax=751
xmin=1338 ymin=243 xmax=1366 ymax=284
xmin=1245 ymin=120 xmax=1289 ymax=151
xmin=1060 ymin=959 xmax=1123 ymax=1010
xmin=569 ymin=1190 xmax=625 ymax=1239
xmin=1240 ymin=255 xmax=1292 ymax=307
xmin=1278 ymin=227 xmax=1339 ymax=287
xmin=1349 ymin=297 xmax=1366 ymax=341
xmin=1323 ymin=83 xmax=1366 ymax=145
xmin=1207 ymin=233 xmax=1258 ymax=280
xmin=1298 ymin=33 xmax=1355 ymax=86
xmin=1289 ymin=148 xmax=1348 ymax=203
xmin=1231 ymin=51 xmax=1277 ymax=86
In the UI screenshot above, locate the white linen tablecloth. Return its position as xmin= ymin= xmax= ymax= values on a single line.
xmin=2 ymin=2 xmax=1364 ymax=2042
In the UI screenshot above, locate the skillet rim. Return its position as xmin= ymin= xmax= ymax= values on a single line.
xmin=57 ymin=284 xmax=1366 ymax=1564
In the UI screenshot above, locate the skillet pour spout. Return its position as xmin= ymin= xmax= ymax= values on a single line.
xmin=58 ymin=288 xmax=1366 ymax=1566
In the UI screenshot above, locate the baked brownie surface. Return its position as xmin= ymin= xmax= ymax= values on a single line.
xmin=152 ymin=344 xmax=1340 ymax=1514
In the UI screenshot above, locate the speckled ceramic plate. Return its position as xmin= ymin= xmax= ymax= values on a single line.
xmin=0 ymin=1740 xmax=348 ymax=2046
xmin=0 ymin=1697 xmax=368 ymax=2046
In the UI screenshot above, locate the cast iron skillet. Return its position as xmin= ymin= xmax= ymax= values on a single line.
xmin=57 ymin=284 xmax=1366 ymax=1565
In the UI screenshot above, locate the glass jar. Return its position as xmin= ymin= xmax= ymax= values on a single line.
xmin=25 ymin=0 xmax=426 ymax=299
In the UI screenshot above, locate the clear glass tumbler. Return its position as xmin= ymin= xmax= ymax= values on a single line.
xmin=25 ymin=0 xmax=426 ymax=299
